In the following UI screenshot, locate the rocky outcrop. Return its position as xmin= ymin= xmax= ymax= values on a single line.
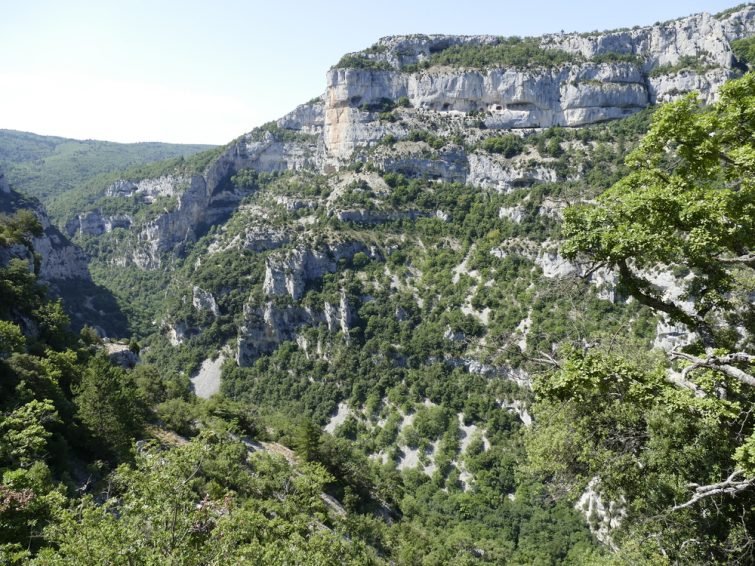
xmin=263 ymin=241 xmax=377 ymax=300
xmin=276 ymin=98 xmax=326 ymax=135
xmin=134 ymin=175 xmax=209 ymax=268
xmin=493 ymin=239 xmax=619 ymax=300
xmin=470 ymin=154 xmax=556 ymax=191
xmin=654 ymin=317 xmax=697 ymax=351
xmin=324 ymin=290 xmax=353 ymax=335
xmin=647 ymin=67 xmax=732 ymax=104
xmin=381 ymin=145 xmax=468 ymax=182
xmin=166 ymin=321 xmax=192 ymax=346
xmin=543 ymin=12 xmax=735 ymax=68
xmin=0 ymin=188 xmax=92 ymax=282
xmin=443 ymin=357 xmax=532 ymax=388
xmin=105 ymin=175 xmax=188 ymax=201
xmin=66 ymin=211 xmax=133 ymax=237
xmin=324 ymin=64 xmax=651 ymax=158
xmin=721 ymin=5 xmax=755 ymax=42
xmin=360 ymin=9 xmax=751 ymax=71
xmin=32 ymin=225 xmax=91 ymax=281
xmin=97 ymin=103 xmax=325 ymax=268
xmin=241 ymin=226 xmax=290 ymax=253
xmin=236 ymin=294 xmax=354 ymax=366
xmin=576 ymin=477 xmax=626 ymax=549
xmin=324 ymin=9 xmax=754 ymax=159
xmin=192 ymin=286 xmax=220 ymax=317
xmin=334 ymin=209 xmax=428 ymax=224
xmin=105 ymin=342 xmax=139 ymax=368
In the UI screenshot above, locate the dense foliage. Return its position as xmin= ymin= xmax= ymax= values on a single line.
xmin=530 ymin=72 xmax=755 ymax=563
xmin=404 ymin=37 xmax=577 ymax=71
xmin=335 ymin=54 xmax=393 ymax=71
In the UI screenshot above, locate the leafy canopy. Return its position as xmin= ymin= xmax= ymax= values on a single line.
xmin=529 ymin=73 xmax=755 ymax=563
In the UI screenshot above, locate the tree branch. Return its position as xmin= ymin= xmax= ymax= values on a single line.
xmin=717 ymin=253 xmax=755 ymax=268
xmin=528 ymin=351 xmax=562 ymax=368
xmin=579 ymin=261 xmax=606 ymax=280
xmin=672 ymin=470 xmax=754 ymax=511
xmin=665 ymin=370 xmax=705 ymax=396
xmin=617 ymin=260 xmax=717 ymax=348
xmin=670 ymin=351 xmax=755 ymax=388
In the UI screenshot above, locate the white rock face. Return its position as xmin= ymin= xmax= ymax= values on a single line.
xmin=21 ymin=199 xmax=92 ymax=282
xmin=324 ymin=64 xmax=650 ymax=158
xmin=167 ymin=322 xmax=190 ymax=346
xmin=134 ymin=175 xmax=210 ymax=269
xmin=323 ymin=10 xmax=753 ymax=159
xmin=192 ymin=286 xmax=220 ymax=317
xmin=361 ymin=8 xmax=753 ymax=71
xmin=32 ymin=230 xmax=91 ymax=281
xmin=648 ymin=68 xmax=733 ymax=104
xmin=381 ymin=145 xmax=469 ymax=183
xmin=654 ymin=317 xmax=697 ymax=351
xmin=468 ymin=153 xmax=557 ymax=191
xmin=500 ymin=400 xmax=533 ymax=426
xmin=535 ymin=248 xmax=580 ymax=278
xmin=277 ymin=98 xmax=326 ymax=135
xmin=0 ymin=181 xmax=88 ymax=283
xmin=105 ymin=342 xmax=138 ymax=368
xmin=324 ymin=402 xmax=352 ymax=434
xmin=106 ymin=175 xmax=187 ymax=201
xmin=334 ymin=209 xmax=427 ymax=223
xmin=94 ymin=102 xmax=325 ymax=269
xmin=324 ymin=291 xmax=352 ymax=335
xmin=191 ymin=353 xmax=225 ymax=399
xmin=721 ymin=5 xmax=755 ymax=41
xmin=263 ymin=241 xmax=375 ymax=300
xmin=576 ymin=477 xmax=626 ymax=549
xmin=235 ymin=292 xmax=355 ymax=366
xmin=66 ymin=211 xmax=133 ymax=237
xmin=545 ymin=12 xmax=735 ymax=68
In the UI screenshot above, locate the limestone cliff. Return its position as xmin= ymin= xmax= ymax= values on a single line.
xmin=0 ymin=179 xmax=90 ymax=282
xmin=70 ymin=7 xmax=755 ymax=270
xmin=324 ymin=8 xmax=754 ymax=158
xmin=0 ymin=169 xmax=129 ymax=335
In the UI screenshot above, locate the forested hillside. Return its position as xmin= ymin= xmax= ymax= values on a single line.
xmin=1 ymin=4 xmax=754 ymax=564
xmin=0 ymin=129 xmax=214 ymax=217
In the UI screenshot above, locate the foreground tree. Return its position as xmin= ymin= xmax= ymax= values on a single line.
xmin=529 ymin=73 xmax=755 ymax=563
xmin=35 ymin=433 xmax=380 ymax=565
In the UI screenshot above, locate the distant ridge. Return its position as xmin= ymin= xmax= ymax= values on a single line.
xmin=0 ymin=128 xmax=215 ymax=204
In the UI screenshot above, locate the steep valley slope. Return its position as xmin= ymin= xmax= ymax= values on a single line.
xmin=63 ymin=1 xmax=755 ymax=507
xmin=3 ymin=4 xmax=755 ymax=563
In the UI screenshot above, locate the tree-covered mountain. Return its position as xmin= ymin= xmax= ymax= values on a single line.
xmin=1 ymin=4 xmax=754 ymax=564
xmin=0 ymin=129 xmax=215 ymax=214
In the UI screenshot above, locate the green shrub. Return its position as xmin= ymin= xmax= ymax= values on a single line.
xmin=413 ymin=37 xmax=577 ymax=70
xmin=335 ymin=54 xmax=392 ymax=70
xmin=481 ymin=134 xmax=524 ymax=157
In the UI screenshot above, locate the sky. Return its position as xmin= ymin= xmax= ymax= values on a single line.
xmin=0 ymin=0 xmax=745 ymax=145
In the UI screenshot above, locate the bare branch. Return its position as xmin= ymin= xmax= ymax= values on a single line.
xmin=672 ymin=470 xmax=755 ymax=511
xmin=670 ymin=351 xmax=755 ymax=388
xmin=529 ymin=351 xmax=562 ymax=368
xmin=718 ymin=252 xmax=755 ymax=268
xmin=665 ymin=370 xmax=705 ymax=396
xmin=579 ymin=261 xmax=606 ymax=280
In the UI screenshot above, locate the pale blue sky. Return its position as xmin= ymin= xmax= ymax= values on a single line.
xmin=0 ymin=0 xmax=744 ymax=144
